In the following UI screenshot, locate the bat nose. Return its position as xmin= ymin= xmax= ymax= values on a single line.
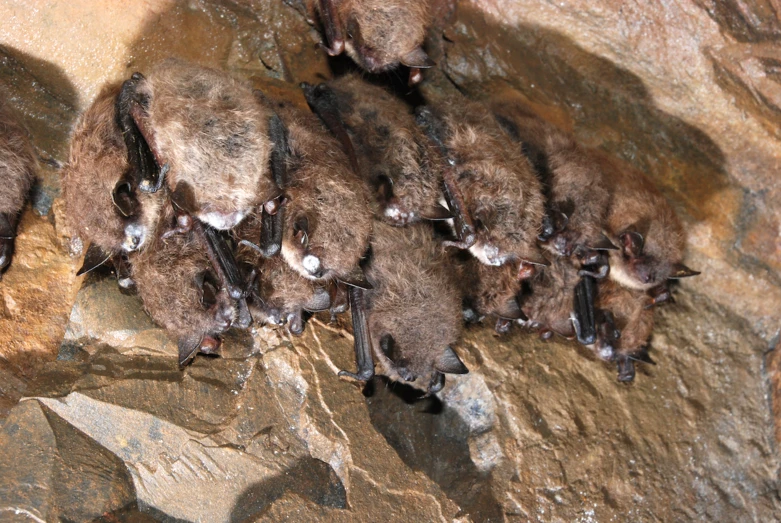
xmin=0 ymin=242 xmax=12 ymax=270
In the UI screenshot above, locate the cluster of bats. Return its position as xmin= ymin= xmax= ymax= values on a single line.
xmin=0 ymin=0 xmax=700 ymax=393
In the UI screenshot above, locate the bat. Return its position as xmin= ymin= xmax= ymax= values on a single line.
xmin=0 ymin=99 xmax=37 ymax=278
xmin=116 ymin=59 xmax=282 ymax=231
xmin=302 ymin=75 xmax=451 ymax=226
xmin=518 ymin=255 xmax=586 ymax=342
xmin=258 ymin=98 xmax=374 ymax=288
xmin=455 ymin=253 xmax=527 ymax=334
xmin=235 ymin=215 xmax=333 ymax=335
xmin=61 ymin=83 xmax=165 ymax=275
xmin=592 ymin=150 xmax=700 ymax=295
xmin=416 ymin=99 xmax=548 ymax=278
xmin=589 ymin=278 xmax=656 ymax=383
xmin=130 ymin=208 xmax=242 ymax=368
xmin=341 ymin=221 xmax=468 ymax=394
xmin=491 ymin=97 xmax=617 ymax=275
xmin=307 ymin=0 xmax=435 ymax=84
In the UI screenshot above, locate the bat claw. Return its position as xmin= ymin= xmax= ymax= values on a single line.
xmin=495 ymin=317 xmax=512 ymax=334
xmin=616 ymin=355 xmax=636 ymax=383
xmin=338 ymin=368 xmax=374 ymax=382
xmin=428 ymin=371 xmax=445 ymax=394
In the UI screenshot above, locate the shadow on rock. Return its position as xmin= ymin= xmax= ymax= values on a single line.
xmin=230 ymin=457 xmax=346 ymax=522
xmin=365 ymin=376 xmax=504 ymax=522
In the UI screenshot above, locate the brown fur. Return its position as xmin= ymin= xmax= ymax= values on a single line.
xmin=492 ymin=100 xmax=611 ymax=257
xmin=592 ymin=278 xmax=654 ymax=360
xmin=131 ymin=208 xmax=236 ymax=348
xmin=310 ymin=0 xmax=430 ymax=73
xmin=0 ymin=100 xmax=36 ymax=217
xmin=136 ymin=58 xmax=277 ymax=229
xmin=274 ymin=103 xmax=373 ymax=282
xmin=235 ymin=216 xmax=330 ymax=330
xmin=365 ymin=221 xmax=463 ymax=388
xmin=592 ymin=150 xmax=687 ymax=290
xmin=519 ymin=256 xmax=581 ymax=338
xmin=457 ymin=254 xmax=522 ymax=320
xmin=324 ymin=74 xmax=442 ymax=224
xmin=429 ymin=97 xmax=546 ymax=266
xmin=62 ymin=84 xmax=163 ymax=253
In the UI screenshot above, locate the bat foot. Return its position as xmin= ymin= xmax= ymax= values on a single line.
xmin=338 ymin=368 xmax=374 ymax=382
xmin=495 ymin=318 xmax=512 ymax=334
xmin=539 ymin=329 xmax=553 ymax=341
xmin=616 ymin=355 xmax=635 ymax=383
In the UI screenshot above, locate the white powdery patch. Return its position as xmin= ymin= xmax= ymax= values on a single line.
xmin=122 ymin=223 xmax=146 ymax=252
xmin=468 ymin=242 xmax=509 ymax=266
xmin=198 ymin=208 xmax=249 ymax=230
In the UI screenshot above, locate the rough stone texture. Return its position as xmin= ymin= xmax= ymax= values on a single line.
xmin=436 ymin=0 xmax=781 ymax=345
xmin=0 ymin=0 xmax=779 ymax=521
xmin=1 ymin=277 xmax=778 ymax=521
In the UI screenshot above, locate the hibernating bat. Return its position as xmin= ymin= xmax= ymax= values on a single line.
xmin=455 ymin=253 xmax=526 ymax=334
xmin=416 ymin=98 xmax=547 ymax=277
xmin=235 ymin=215 xmax=333 ymax=335
xmin=592 ymin=150 xmax=699 ymax=298
xmin=343 ymin=221 xmax=468 ymax=394
xmin=306 ymin=0 xmax=435 ymax=84
xmin=490 ymin=95 xmax=616 ymax=273
xmin=0 ymin=99 xmax=36 ymax=278
xmin=131 ymin=207 xmax=240 ymax=368
xmin=262 ymin=99 xmax=373 ymax=287
xmin=518 ymin=255 xmax=582 ymax=341
xmin=116 ymin=58 xmax=281 ymax=231
xmin=62 ymin=83 xmax=165 ymax=273
xmin=302 ymin=75 xmax=449 ymax=226
xmin=589 ymin=278 xmax=656 ymax=383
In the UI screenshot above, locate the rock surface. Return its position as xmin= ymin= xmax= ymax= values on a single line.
xmin=0 ymin=0 xmax=779 ymax=521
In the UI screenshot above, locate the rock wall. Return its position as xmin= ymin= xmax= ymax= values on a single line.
xmin=0 ymin=0 xmax=779 ymax=521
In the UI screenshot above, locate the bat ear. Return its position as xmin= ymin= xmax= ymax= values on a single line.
xmin=338 ymin=267 xmax=373 ymax=290
xmin=619 ymin=230 xmax=644 ymax=257
xmin=419 ymin=205 xmax=453 ymax=221
xmin=307 ymin=286 xmax=332 ymax=312
xmin=171 ymin=180 xmax=198 ymax=214
xmin=195 ymin=270 xmax=219 ymax=309
xmin=375 ymin=174 xmax=394 ymax=202
xmin=400 ymin=47 xmax=435 ymax=69
xmin=435 ymin=346 xmax=469 ymax=375
xmin=177 ymin=335 xmax=202 ymax=368
xmin=293 ymin=215 xmax=310 ymax=248
xmin=111 ymin=179 xmax=138 ymax=218
xmin=589 ymin=234 xmax=619 ymax=251
xmin=76 ymin=243 xmax=112 ymax=276
xmin=668 ymin=263 xmax=700 ymax=279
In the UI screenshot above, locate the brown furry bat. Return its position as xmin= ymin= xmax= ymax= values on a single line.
xmin=456 ymin=253 xmax=526 ymax=334
xmin=593 ymin=150 xmax=699 ymax=296
xmin=307 ymin=0 xmax=434 ymax=84
xmin=416 ymin=99 xmax=547 ymax=277
xmin=62 ymin=83 xmax=164 ymax=265
xmin=236 ymin=216 xmax=332 ymax=335
xmin=117 ymin=58 xmax=281 ymax=231
xmin=0 ymin=99 xmax=36 ymax=278
xmin=590 ymin=278 xmax=655 ymax=383
xmin=268 ymin=101 xmax=373 ymax=286
xmin=131 ymin=208 xmax=239 ymax=367
xmin=346 ymin=221 xmax=467 ymax=393
xmin=518 ymin=255 xmax=582 ymax=340
xmin=302 ymin=75 xmax=447 ymax=226
xmin=491 ymin=99 xmax=616 ymax=267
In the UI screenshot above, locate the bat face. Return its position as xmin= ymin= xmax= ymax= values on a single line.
xmin=340 ymin=0 xmax=431 ymax=74
xmin=594 ymin=150 xmax=699 ymax=291
xmin=274 ymin=105 xmax=373 ymax=285
xmin=0 ymin=100 xmax=36 ymax=275
xmin=62 ymin=84 xmax=164 ymax=257
xmin=120 ymin=59 xmax=279 ymax=231
xmin=131 ymin=218 xmax=238 ymax=367
xmin=319 ymin=75 xmax=444 ymax=226
xmin=364 ymin=222 xmax=467 ymax=392
xmin=456 ymin=254 xmax=525 ymax=331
